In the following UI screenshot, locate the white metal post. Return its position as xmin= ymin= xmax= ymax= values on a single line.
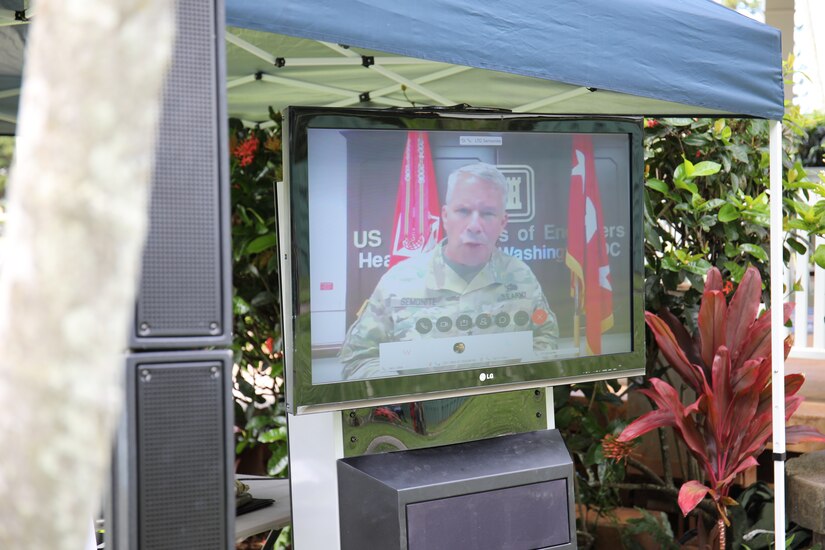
xmin=545 ymin=387 xmax=555 ymax=429
xmin=288 ymin=411 xmax=344 ymax=550
xmin=793 ymin=242 xmax=809 ymax=344
xmin=769 ymin=120 xmax=786 ymax=547
xmin=814 ymin=234 xmax=825 ymax=348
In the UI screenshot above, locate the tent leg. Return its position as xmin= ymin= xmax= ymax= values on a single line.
xmin=769 ymin=120 xmax=785 ymax=548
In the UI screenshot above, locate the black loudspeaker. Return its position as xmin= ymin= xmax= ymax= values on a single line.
xmin=107 ymin=350 xmax=234 ymax=550
xmin=131 ymin=0 xmax=231 ymax=349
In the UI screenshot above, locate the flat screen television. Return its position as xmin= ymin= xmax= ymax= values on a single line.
xmin=279 ymin=106 xmax=645 ymax=414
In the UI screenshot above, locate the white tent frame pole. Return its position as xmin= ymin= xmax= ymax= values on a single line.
xmin=225 ymin=32 xmax=277 ymax=64
xmin=325 ymin=66 xmax=471 ymax=108
xmin=0 ymin=8 xmax=30 ymax=27
xmin=261 ymin=74 xmax=411 ymax=107
xmin=321 ymin=41 xmax=455 ymax=106
xmin=225 ymin=32 xmax=441 ymax=67
xmin=259 ymin=73 xmax=364 ymax=98
xmin=0 ymin=112 xmax=17 ymax=124
xmin=353 ymin=96 xmax=412 ymax=108
xmin=513 ymin=87 xmax=593 ymax=112
xmin=272 ymin=57 xmax=439 ymax=67
xmin=815 ymin=235 xmax=825 ymax=347
xmin=769 ymin=119 xmax=785 ymax=548
xmin=0 ymin=88 xmax=21 ymax=99
xmin=368 ymin=64 xmax=454 ymax=106
xmin=1 ymin=4 xmax=36 ymax=23
xmin=226 ymin=74 xmax=257 ymax=89
xmin=0 ymin=20 xmax=28 ymax=27
xmin=228 ymin=30 xmax=321 ymax=66
xmin=227 ymin=75 xmax=410 ymax=108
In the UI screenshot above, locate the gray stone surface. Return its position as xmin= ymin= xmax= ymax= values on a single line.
xmin=787 ymin=450 xmax=825 ymax=533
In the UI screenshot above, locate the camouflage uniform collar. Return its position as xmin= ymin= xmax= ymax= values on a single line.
xmin=427 ymin=241 xmax=507 ymax=294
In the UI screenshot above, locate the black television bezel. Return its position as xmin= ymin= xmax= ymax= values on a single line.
xmin=280 ymin=106 xmax=645 ymax=414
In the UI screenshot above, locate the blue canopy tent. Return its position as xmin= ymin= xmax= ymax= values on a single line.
xmin=217 ymin=2 xmax=788 ymax=548
xmin=223 ymin=0 xmax=783 ymax=120
xmin=0 ymin=0 xmax=789 ymax=547
xmin=0 ymin=0 xmax=785 ymax=127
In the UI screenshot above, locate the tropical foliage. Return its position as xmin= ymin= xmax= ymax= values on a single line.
xmin=643 ymin=114 xmax=825 ymax=329
xmin=228 ymin=114 xmax=289 ymax=478
xmin=617 ymin=267 xmax=825 ymax=546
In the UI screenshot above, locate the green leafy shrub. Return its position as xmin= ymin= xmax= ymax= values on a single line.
xmin=229 ymin=114 xmax=288 ymax=477
xmin=645 ymin=111 xmax=825 ymax=318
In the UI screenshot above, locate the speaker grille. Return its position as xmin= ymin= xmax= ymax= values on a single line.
xmin=136 ymin=362 xmax=227 ymax=549
xmin=136 ymin=0 xmax=228 ymax=343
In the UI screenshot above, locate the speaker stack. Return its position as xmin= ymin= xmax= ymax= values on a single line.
xmin=106 ymin=0 xmax=234 ymax=548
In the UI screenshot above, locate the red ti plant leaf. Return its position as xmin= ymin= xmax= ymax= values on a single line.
xmin=705 ymin=267 xmax=723 ymax=292
xmin=740 ymin=410 xmax=773 ymax=458
xmin=698 ymin=290 xmax=728 ymax=368
xmin=731 ymin=358 xmax=769 ymax=395
xmin=786 ymin=425 xmax=825 ymax=444
xmin=679 ymin=480 xmax=711 ymax=517
xmin=725 ymin=387 xmax=760 ymax=475
xmin=718 ymin=456 xmax=759 ymax=487
xmin=725 ymin=266 xmax=762 ymax=356
xmin=623 ymin=378 xmax=710 ymax=465
xmin=617 ymin=408 xmax=675 ymax=441
xmin=785 ymin=372 xmax=805 ymax=396
xmin=733 ymin=311 xmax=771 ymax=371
xmin=785 ymin=394 xmax=805 ymax=421
xmin=756 ymin=371 xmax=803 ymax=419
xmin=710 ymin=347 xmax=732 ymax=430
xmin=731 ymin=303 xmax=793 ymax=371
xmin=657 ymin=307 xmax=703 ymax=367
xmin=645 ymin=312 xmax=706 ymax=392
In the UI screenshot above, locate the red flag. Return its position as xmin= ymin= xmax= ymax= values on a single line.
xmin=389 ymin=131 xmax=442 ymax=267
xmin=565 ymin=135 xmax=614 ymax=354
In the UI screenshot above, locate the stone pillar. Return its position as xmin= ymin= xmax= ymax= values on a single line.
xmin=786 ymin=450 xmax=825 ymax=545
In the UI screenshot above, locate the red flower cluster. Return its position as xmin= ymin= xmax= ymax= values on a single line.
xmin=602 ymin=433 xmax=635 ymax=463
xmin=262 ymin=336 xmax=274 ymax=355
xmin=233 ymin=135 xmax=260 ymax=167
xmin=645 ymin=119 xmax=660 ymax=128
xmin=722 ymin=280 xmax=734 ymax=296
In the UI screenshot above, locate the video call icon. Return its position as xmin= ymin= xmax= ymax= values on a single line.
xmin=413 ymin=310 xmax=527 ymax=335
xmin=415 ymin=318 xmax=433 ymax=334
xmin=436 ymin=316 xmax=453 ymax=332
xmin=456 ymin=315 xmax=473 ymax=330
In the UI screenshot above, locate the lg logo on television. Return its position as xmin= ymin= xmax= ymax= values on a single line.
xmin=479 ymin=372 xmax=495 ymax=382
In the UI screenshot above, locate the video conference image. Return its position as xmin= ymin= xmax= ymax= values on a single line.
xmin=306 ymin=128 xmax=633 ymax=384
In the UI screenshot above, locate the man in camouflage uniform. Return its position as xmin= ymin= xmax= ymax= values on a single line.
xmin=339 ymin=162 xmax=558 ymax=379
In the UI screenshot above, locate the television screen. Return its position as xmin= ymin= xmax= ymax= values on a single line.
xmin=280 ymin=107 xmax=645 ymax=413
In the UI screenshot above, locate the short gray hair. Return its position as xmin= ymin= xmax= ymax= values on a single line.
xmin=445 ymin=162 xmax=508 ymax=204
